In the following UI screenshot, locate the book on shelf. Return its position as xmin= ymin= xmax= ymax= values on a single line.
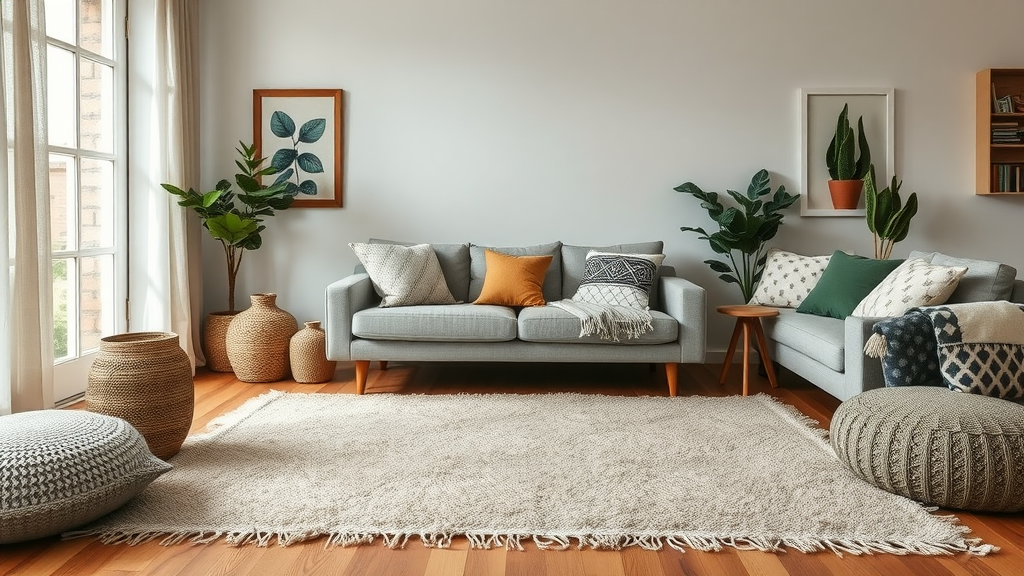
xmin=992 ymin=163 xmax=1024 ymax=192
xmin=996 ymin=95 xmax=1014 ymax=114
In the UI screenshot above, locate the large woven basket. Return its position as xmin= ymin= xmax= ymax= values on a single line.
xmin=202 ymin=311 xmax=237 ymax=372
xmin=85 ymin=332 xmax=194 ymax=460
xmin=289 ymin=321 xmax=337 ymax=383
xmin=225 ymin=293 xmax=298 ymax=383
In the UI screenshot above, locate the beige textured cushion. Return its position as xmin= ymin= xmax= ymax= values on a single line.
xmin=852 ymin=258 xmax=967 ymax=318
xmin=830 ymin=387 xmax=1024 ymax=512
xmin=749 ymin=249 xmax=830 ymax=308
xmin=349 ymin=243 xmax=457 ymax=307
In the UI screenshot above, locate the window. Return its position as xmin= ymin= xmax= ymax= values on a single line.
xmin=46 ymin=0 xmax=126 ymax=401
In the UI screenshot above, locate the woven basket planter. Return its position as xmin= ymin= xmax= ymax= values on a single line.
xmin=85 ymin=332 xmax=194 ymax=460
xmin=226 ymin=293 xmax=298 ymax=383
xmin=202 ymin=311 xmax=237 ymax=372
xmin=289 ymin=321 xmax=337 ymax=383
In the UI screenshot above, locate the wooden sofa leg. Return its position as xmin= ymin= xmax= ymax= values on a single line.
xmin=379 ymin=361 xmax=388 ymax=371
xmin=665 ymin=363 xmax=678 ymax=397
xmin=354 ymin=360 xmax=370 ymax=394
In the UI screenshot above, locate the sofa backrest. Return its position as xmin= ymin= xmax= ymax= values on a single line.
xmin=467 ymin=242 xmax=563 ymax=303
xmin=908 ymin=250 xmax=1018 ymax=303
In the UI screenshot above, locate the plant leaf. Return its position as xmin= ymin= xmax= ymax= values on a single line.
xmin=273 ymin=168 xmax=295 ymax=185
xmin=853 ymin=116 xmax=871 ymax=179
xmin=271 ymin=148 xmax=298 ymax=172
xmin=705 ymin=260 xmax=733 ymax=274
xmin=270 ymin=111 xmax=296 ymax=138
xmin=864 ymin=166 xmax=878 ymax=234
xmin=298 ymin=180 xmax=318 ymax=195
xmin=296 ymin=153 xmax=324 ymax=174
xmin=298 ymin=118 xmax=326 ymax=143
xmin=746 ymin=169 xmax=770 ymax=199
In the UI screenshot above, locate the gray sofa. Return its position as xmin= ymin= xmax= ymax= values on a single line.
xmin=761 ymin=251 xmax=1023 ymax=401
xmin=325 ymin=240 xmax=706 ymax=395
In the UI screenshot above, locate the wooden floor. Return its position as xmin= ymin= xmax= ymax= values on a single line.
xmin=2 ymin=361 xmax=1022 ymax=576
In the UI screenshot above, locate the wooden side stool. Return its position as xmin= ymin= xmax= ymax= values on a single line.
xmin=717 ymin=304 xmax=780 ymax=396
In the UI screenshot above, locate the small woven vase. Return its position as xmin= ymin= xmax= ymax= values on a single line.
xmin=225 ymin=293 xmax=298 ymax=383
xmin=202 ymin=311 xmax=237 ymax=372
xmin=86 ymin=332 xmax=194 ymax=460
xmin=289 ymin=321 xmax=337 ymax=384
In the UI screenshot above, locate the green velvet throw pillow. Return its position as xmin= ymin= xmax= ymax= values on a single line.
xmin=795 ymin=251 xmax=904 ymax=319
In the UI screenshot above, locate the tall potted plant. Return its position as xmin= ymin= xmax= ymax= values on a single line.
xmin=864 ymin=165 xmax=918 ymax=259
xmin=674 ymin=169 xmax=800 ymax=303
xmin=162 ymin=141 xmax=296 ymax=371
xmin=826 ymin=103 xmax=871 ymax=209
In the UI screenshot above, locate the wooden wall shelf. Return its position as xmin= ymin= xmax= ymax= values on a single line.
xmin=977 ymin=68 xmax=1024 ymax=194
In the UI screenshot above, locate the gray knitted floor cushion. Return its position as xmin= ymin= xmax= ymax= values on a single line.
xmin=0 ymin=410 xmax=172 ymax=544
xmin=830 ymin=387 xmax=1024 ymax=512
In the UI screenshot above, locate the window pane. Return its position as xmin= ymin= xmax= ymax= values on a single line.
xmin=80 ymin=158 xmax=113 ymax=249
xmin=47 ymin=46 xmax=77 ymax=149
xmin=80 ymin=255 xmax=113 ymax=352
xmin=80 ymin=57 xmax=113 ymax=153
xmin=80 ymin=0 xmax=113 ymax=58
xmin=49 ymin=154 xmax=76 ymax=251
xmin=53 ymin=258 xmax=75 ymax=360
xmin=45 ymin=0 xmax=76 ymax=45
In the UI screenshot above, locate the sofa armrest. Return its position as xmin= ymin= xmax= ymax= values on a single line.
xmin=843 ymin=315 xmax=887 ymax=394
xmin=325 ymin=273 xmax=375 ymax=361
xmin=659 ymin=276 xmax=706 ymax=364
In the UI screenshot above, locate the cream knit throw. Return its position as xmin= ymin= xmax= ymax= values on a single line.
xmin=65 ymin=391 xmax=994 ymax=556
xmin=548 ymin=299 xmax=653 ymax=341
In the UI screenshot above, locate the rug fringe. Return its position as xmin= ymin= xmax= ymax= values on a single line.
xmin=62 ymin=529 xmax=999 ymax=556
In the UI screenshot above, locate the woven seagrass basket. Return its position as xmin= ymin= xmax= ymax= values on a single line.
xmin=85 ymin=332 xmax=194 ymax=460
xmin=202 ymin=311 xmax=237 ymax=372
xmin=225 ymin=293 xmax=298 ymax=383
xmin=289 ymin=321 xmax=337 ymax=383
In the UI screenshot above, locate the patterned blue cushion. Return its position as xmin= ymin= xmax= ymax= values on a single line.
xmin=871 ymin=310 xmax=944 ymax=388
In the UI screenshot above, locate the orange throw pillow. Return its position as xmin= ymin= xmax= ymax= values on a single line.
xmin=474 ymin=249 xmax=553 ymax=307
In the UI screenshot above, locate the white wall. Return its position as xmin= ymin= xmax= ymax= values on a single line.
xmin=198 ymin=0 xmax=1024 ymax=354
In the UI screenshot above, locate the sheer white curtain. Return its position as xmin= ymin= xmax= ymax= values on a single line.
xmin=0 ymin=0 xmax=54 ymax=415
xmin=127 ymin=0 xmax=203 ymax=370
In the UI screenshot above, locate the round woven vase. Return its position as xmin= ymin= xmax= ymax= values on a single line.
xmin=226 ymin=293 xmax=298 ymax=383
xmin=202 ymin=311 xmax=237 ymax=372
xmin=289 ymin=321 xmax=337 ymax=384
xmin=85 ymin=332 xmax=194 ymax=460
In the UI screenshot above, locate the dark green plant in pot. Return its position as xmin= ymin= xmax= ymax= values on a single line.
xmin=674 ymin=169 xmax=800 ymax=303
xmin=864 ymin=165 xmax=918 ymax=260
xmin=826 ymin=103 xmax=871 ymax=181
xmin=162 ymin=141 xmax=296 ymax=311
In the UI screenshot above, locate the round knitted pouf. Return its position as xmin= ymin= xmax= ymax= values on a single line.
xmin=830 ymin=386 xmax=1024 ymax=512
xmin=0 ymin=410 xmax=171 ymax=544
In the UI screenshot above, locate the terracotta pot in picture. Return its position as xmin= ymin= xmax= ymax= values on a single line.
xmin=225 ymin=293 xmax=298 ymax=383
xmin=827 ymin=179 xmax=864 ymax=210
xmin=289 ymin=321 xmax=337 ymax=384
xmin=202 ymin=311 xmax=238 ymax=372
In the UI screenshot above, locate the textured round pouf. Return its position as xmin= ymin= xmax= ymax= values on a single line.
xmin=86 ymin=332 xmax=194 ymax=460
xmin=830 ymin=386 xmax=1024 ymax=512
xmin=0 ymin=410 xmax=171 ymax=544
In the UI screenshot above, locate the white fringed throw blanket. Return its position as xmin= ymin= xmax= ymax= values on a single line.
xmin=548 ymin=299 xmax=654 ymax=341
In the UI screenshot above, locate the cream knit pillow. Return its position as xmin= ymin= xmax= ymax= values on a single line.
xmin=349 ymin=243 xmax=457 ymax=307
xmin=852 ymin=258 xmax=968 ymax=318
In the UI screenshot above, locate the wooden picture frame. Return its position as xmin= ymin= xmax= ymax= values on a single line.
xmin=800 ymin=88 xmax=894 ymax=217
xmin=253 ymin=89 xmax=344 ymax=208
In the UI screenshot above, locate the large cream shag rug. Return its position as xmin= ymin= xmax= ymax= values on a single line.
xmin=67 ymin=391 xmax=995 ymax=555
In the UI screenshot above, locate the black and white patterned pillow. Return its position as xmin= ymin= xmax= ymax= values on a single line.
xmin=749 ymin=249 xmax=830 ymax=308
xmin=870 ymin=310 xmax=944 ymax=388
xmin=571 ymin=251 xmax=665 ymax=309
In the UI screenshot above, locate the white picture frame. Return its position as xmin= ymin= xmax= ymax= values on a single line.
xmin=800 ymin=88 xmax=894 ymax=217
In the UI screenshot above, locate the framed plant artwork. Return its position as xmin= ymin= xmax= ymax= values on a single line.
xmin=253 ymin=89 xmax=344 ymax=208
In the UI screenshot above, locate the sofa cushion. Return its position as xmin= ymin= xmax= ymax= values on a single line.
xmin=369 ymin=239 xmax=471 ymax=302
xmin=749 ymin=248 xmax=831 ymax=308
xmin=796 ymin=251 xmax=903 ymax=319
xmin=352 ymin=304 xmax=517 ymax=342
xmin=570 ymin=251 xmax=664 ymax=310
xmin=474 ymin=250 xmax=552 ymax=307
xmin=469 ymin=242 xmax=562 ymax=303
xmin=517 ymin=306 xmax=678 ymax=344
xmin=763 ymin=308 xmax=846 ymax=372
xmin=908 ymin=251 xmax=1017 ymax=303
xmin=349 ymin=243 xmax=457 ymax=307
xmin=852 ymin=258 xmax=967 ymax=318
xmin=561 ymin=242 xmax=664 ymax=307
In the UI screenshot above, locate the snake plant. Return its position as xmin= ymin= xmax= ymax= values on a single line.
xmin=826 ymin=103 xmax=871 ymax=181
xmin=864 ymin=165 xmax=918 ymax=259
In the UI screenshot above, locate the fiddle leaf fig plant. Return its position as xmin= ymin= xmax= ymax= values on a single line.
xmin=864 ymin=165 xmax=918 ymax=260
xmin=162 ymin=141 xmax=296 ymax=311
xmin=826 ymin=103 xmax=871 ymax=181
xmin=674 ymin=169 xmax=800 ymax=303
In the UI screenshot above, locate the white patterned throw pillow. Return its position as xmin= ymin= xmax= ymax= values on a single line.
xmin=349 ymin=243 xmax=457 ymax=307
xmin=748 ymin=249 xmax=830 ymax=308
xmin=571 ymin=251 xmax=665 ymax=309
xmin=852 ymin=258 xmax=968 ymax=318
